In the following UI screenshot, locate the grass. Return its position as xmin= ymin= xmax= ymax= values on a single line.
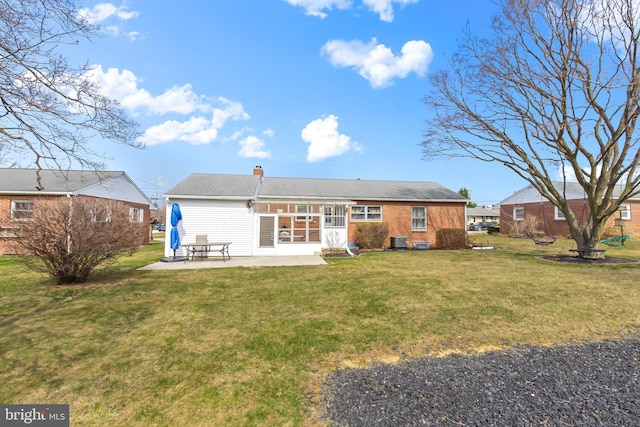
xmin=1 ymin=236 xmax=639 ymax=426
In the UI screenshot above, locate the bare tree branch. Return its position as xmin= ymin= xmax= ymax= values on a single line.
xmin=0 ymin=0 xmax=141 ymax=187
xmin=423 ymin=0 xmax=640 ymax=257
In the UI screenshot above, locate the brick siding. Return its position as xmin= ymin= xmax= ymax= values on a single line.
xmin=0 ymin=195 xmax=150 ymax=255
xmin=347 ymin=201 xmax=466 ymax=248
xmin=500 ymin=200 xmax=640 ymax=237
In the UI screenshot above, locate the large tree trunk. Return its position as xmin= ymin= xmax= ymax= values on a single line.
xmin=566 ymin=213 xmax=606 ymax=260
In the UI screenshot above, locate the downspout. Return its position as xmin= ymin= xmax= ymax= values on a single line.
xmin=248 ymin=175 xmax=263 ymax=210
xmin=67 ymin=194 xmax=73 ymax=255
xmin=344 ymin=203 xmax=355 ymax=257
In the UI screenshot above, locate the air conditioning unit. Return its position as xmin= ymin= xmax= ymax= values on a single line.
xmin=389 ymin=236 xmax=408 ymax=249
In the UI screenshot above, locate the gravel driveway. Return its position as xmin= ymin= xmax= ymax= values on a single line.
xmin=321 ymin=336 xmax=640 ymax=426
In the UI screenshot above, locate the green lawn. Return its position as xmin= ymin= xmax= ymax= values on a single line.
xmin=1 ymin=236 xmax=639 ymax=426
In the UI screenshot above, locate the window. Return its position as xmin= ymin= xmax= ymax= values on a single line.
xmin=129 ymin=207 xmax=143 ymax=223
xmin=324 ymin=205 xmax=346 ymax=227
xmin=514 ymin=207 xmax=525 ymax=221
xmin=620 ymin=204 xmax=631 ymax=220
xmin=554 ymin=206 xmax=566 ymax=220
xmin=411 ymin=206 xmax=427 ymax=230
xmin=350 ymin=205 xmax=382 ymax=222
xmin=295 ymin=205 xmax=310 ymax=221
xmin=11 ymin=200 xmax=34 ymax=220
xmin=0 ymin=227 xmax=19 ymax=238
xmin=277 ymin=215 xmax=321 ymax=243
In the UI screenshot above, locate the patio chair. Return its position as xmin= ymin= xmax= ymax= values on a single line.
xmin=192 ymin=234 xmax=209 ymax=259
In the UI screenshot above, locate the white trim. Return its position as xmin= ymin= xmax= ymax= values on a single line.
xmin=514 ymin=206 xmax=525 ymax=221
xmin=620 ymin=204 xmax=631 ymax=220
xmin=411 ymin=206 xmax=427 ymax=230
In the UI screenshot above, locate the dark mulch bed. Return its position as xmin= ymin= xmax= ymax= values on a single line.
xmin=320 ymin=336 xmax=640 ymax=426
xmin=540 ymin=255 xmax=638 ymax=265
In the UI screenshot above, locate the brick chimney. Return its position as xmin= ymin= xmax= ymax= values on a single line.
xmin=253 ymin=166 xmax=263 ymax=176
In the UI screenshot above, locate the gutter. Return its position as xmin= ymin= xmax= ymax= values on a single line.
xmin=164 ymin=195 xmax=254 ymax=201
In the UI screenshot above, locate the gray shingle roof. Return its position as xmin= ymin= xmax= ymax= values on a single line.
xmin=165 ymin=173 xmax=261 ymax=198
xmin=467 ymin=207 xmax=499 ymax=217
xmin=498 ymin=181 xmax=639 ymax=205
xmin=165 ymin=173 xmax=467 ymax=202
xmin=0 ymin=168 xmax=122 ymax=194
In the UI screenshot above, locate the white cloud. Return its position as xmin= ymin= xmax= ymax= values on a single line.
xmin=87 ymin=65 xmax=213 ymax=115
xmin=301 ymin=115 xmax=360 ymax=162
xmin=238 ymin=135 xmax=272 ymax=159
xmin=284 ymin=0 xmax=418 ymax=21
xmin=138 ymin=99 xmax=249 ymax=146
xmin=87 ymin=66 xmax=251 ymax=146
xmin=283 ymin=0 xmax=351 ymax=18
xmin=78 ymin=3 xmax=139 ymax=24
xmin=321 ymin=38 xmax=433 ymax=88
xmin=362 ymin=0 xmax=419 ymax=22
xmin=78 ymin=3 xmax=140 ymax=40
xmin=125 ymin=31 xmax=142 ymax=42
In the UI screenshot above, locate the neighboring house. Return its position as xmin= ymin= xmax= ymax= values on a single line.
xmin=466 ymin=206 xmax=499 ymax=225
xmin=498 ymin=182 xmax=640 ymax=237
xmin=163 ymin=166 xmax=467 ymax=257
xmin=0 ymin=169 xmax=152 ymax=255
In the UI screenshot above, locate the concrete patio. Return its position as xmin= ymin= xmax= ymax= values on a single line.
xmin=138 ymin=255 xmax=327 ymax=270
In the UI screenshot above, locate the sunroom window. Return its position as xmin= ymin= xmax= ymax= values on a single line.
xmin=324 ymin=205 xmax=346 ymax=227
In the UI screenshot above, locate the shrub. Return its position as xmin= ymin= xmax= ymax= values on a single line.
xmin=435 ymin=228 xmax=467 ymax=249
xmin=11 ymin=197 xmax=146 ymax=285
xmin=511 ymin=214 xmax=540 ymax=237
xmin=487 ymin=225 xmax=500 ymax=234
xmin=353 ymin=223 xmax=389 ymax=249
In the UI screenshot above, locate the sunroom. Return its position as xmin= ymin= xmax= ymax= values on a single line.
xmin=253 ymin=201 xmax=352 ymax=255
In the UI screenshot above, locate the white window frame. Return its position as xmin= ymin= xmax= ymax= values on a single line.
xmin=411 ymin=206 xmax=427 ymax=230
xmin=324 ymin=205 xmax=346 ymax=227
xmin=514 ymin=207 xmax=525 ymax=221
xmin=130 ymin=207 xmax=142 ymax=223
xmin=554 ymin=206 xmax=566 ymax=220
xmin=11 ymin=200 xmax=34 ymax=220
xmin=0 ymin=226 xmax=19 ymax=238
xmin=619 ymin=204 xmax=631 ymax=220
xmin=295 ymin=205 xmax=310 ymax=221
xmin=350 ymin=205 xmax=382 ymax=222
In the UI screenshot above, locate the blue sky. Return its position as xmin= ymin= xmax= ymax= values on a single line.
xmin=73 ymin=0 xmax=528 ymax=205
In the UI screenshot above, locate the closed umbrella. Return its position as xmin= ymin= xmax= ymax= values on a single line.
xmin=160 ymin=202 xmax=187 ymax=262
xmin=170 ymin=202 xmax=182 ymax=257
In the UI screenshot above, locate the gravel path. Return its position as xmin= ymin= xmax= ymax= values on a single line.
xmin=321 ymin=336 xmax=640 ymax=426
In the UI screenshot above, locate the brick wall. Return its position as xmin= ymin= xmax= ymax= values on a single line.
xmin=500 ymin=200 xmax=640 ymax=237
xmin=0 ymin=195 xmax=150 ymax=255
xmin=347 ymin=201 xmax=466 ymax=248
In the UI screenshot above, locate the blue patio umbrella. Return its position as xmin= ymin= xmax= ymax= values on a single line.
xmin=170 ymin=202 xmax=182 ymax=256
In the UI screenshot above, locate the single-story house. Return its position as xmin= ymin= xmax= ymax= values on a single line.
xmin=498 ymin=182 xmax=640 ymax=237
xmin=163 ymin=166 xmax=468 ymax=257
xmin=466 ymin=206 xmax=499 ymax=225
xmin=0 ymin=168 xmax=152 ymax=255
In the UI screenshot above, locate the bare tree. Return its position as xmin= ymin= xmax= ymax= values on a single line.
xmin=423 ymin=0 xmax=640 ymax=258
xmin=0 ymin=0 xmax=141 ymax=188
xmin=11 ymin=197 xmax=145 ymax=284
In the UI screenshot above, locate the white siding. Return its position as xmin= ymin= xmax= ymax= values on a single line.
xmin=164 ymin=199 xmax=254 ymax=257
